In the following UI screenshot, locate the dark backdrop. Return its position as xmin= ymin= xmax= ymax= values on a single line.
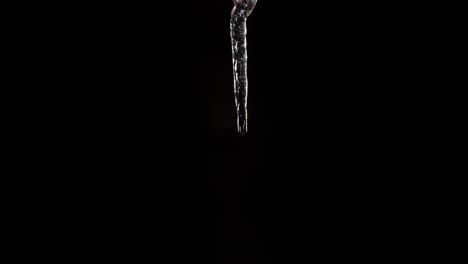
xmin=32 ymin=1 xmax=427 ymax=263
xmin=196 ymin=1 xmax=410 ymax=263
xmin=196 ymin=0 xmax=400 ymax=263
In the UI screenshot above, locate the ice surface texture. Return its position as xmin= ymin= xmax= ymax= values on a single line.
xmin=231 ymin=0 xmax=256 ymax=135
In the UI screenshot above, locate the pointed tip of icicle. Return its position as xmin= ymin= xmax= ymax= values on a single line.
xmin=237 ymin=124 xmax=248 ymax=136
xmin=237 ymin=123 xmax=248 ymax=136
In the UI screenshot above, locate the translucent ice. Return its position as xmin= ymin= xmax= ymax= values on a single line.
xmin=231 ymin=0 xmax=257 ymax=135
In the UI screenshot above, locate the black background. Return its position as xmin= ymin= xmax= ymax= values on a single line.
xmin=193 ymin=1 xmax=411 ymax=262
xmin=19 ymin=0 xmax=430 ymax=262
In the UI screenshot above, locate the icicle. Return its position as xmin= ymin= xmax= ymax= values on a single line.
xmin=231 ymin=0 xmax=257 ymax=135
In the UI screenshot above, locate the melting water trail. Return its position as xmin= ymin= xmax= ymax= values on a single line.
xmin=231 ymin=0 xmax=257 ymax=135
